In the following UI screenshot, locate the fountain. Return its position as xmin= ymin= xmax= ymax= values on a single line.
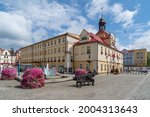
xmin=44 ymin=63 xmax=57 ymax=77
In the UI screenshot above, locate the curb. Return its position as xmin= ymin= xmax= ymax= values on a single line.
xmin=15 ymin=76 xmax=73 ymax=83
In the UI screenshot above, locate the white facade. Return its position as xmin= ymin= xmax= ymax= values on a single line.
xmin=0 ymin=49 xmax=15 ymax=67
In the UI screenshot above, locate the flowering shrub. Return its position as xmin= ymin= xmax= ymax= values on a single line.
xmin=21 ymin=68 xmax=45 ymax=89
xmin=75 ymin=69 xmax=87 ymax=77
xmin=0 ymin=67 xmax=17 ymax=80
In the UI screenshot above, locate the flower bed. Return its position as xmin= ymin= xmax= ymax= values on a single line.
xmin=75 ymin=69 xmax=87 ymax=77
xmin=21 ymin=68 xmax=45 ymax=89
xmin=0 ymin=67 xmax=17 ymax=80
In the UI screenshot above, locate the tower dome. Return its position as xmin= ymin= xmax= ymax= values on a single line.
xmin=98 ymin=16 xmax=106 ymax=30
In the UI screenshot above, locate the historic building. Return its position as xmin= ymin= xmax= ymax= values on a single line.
xmin=14 ymin=49 xmax=21 ymax=66
xmin=20 ymin=33 xmax=79 ymax=73
xmin=122 ymin=49 xmax=134 ymax=67
xmin=134 ymin=49 xmax=147 ymax=67
xmin=0 ymin=48 xmax=16 ymax=68
xmin=74 ymin=17 xmax=123 ymax=74
xmin=122 ymin=48 xmax=147 ymax=67
xmin=147 ymin=52 xmax=150 ymax=67
xmin=20 ymin=17 xmax=123 ymax=74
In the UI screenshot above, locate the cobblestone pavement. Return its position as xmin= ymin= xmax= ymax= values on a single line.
xmin=0 ymin=73 xmax=150 ymax=100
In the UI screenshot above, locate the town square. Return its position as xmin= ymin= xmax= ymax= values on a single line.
xmin=0 ymin=0 xmax=150 ymax=100
xmin=0 ymin=73 xmax=150 ymax=100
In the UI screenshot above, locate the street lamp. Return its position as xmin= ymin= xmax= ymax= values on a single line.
xmin=18 ymin=58 xmax=21 ymax=77
xmin=106 ymin=55 xmax=108 ymax=75
xmin=18 ymin=50 xmax=21 ymax=77
xmin=87 ymin=53 xmax=91 ymax=71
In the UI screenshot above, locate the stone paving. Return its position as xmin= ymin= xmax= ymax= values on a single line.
xmin=0 ymin=73 xmax=150 ymax=100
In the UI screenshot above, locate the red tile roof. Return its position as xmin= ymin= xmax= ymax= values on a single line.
xmin=74 ymin=30 xmax=121 ymax=53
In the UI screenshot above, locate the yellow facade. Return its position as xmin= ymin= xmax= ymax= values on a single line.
xmin=133 ymin=49 xmax=147 ymax=67
xmin=20 ymin=17 xmax=123 ymax=74
xmin=20 ymin=33 xmax=79 ymax=73
xmin=74 ymin=41 xmax=123 ymax=74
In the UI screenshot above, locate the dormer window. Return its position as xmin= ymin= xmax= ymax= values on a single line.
xmin=81 ymin=36 xmax=88 ymax=41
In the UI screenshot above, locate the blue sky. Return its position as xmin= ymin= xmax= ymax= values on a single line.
xmin=0 ymin=0 xmax=150 ymax=51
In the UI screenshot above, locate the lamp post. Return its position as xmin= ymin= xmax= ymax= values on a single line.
xmin=106 ymin=55 xmax=108 ymax=75
xmin=18 ymin=58 xmax=21 ymax=77
xmin=87 ymin=52 xmax=91 ymax=71
xmin=18 ymin=50 xmax=21 ymax=77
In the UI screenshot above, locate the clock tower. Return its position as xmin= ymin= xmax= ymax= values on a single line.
xmin=99 ymin=17 xmax=106 ymax=30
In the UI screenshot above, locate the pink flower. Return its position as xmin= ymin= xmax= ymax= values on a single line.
xmin=75 ymin=69 xmax=87 ymax=76
xmin=0 ymin=68 xmax=17 ymax=80
xmin=21 ymin=68 xmax=45 ymax=89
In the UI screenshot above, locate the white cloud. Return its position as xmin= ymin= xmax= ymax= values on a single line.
xmin=148 ymin=21 xmax=150 ymax=26
xmin=115 ymin=37 xmax=127 ymax=50
xmin=111 ymin=3 xmax=137 ymax=28
xmin=126 ymin=30 xmax=150 ymax=51
xmin=0 ymin=0 xmax=97 ymax=49
xmin=32 ymin=27 xmax=49 ymax=42
xmin=0 ymin=11 xmax=32 ymax=49
xmin=86 ymin=0 xmax=109 ymax=18
xmin=86 ymin=0 xmax=138 ymax=28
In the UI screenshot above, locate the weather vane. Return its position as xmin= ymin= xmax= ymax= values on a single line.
xmin=101 ymin=6 xmax=104 ymax=17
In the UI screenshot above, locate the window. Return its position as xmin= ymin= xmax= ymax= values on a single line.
xmin=51 ymin=41 xmax=53 ymax=45
xmin=87 ymin=46 xmax=91 ymax=54
xmin=108 ymin=49 xmax=110 ymax=56
xmin=62 ymin=38 xmax=65 ymax=43
xmin=58 ymin=56 xmax=60 ymax=62
xmin=81 ymin=47 xmax=85 ymax=55
xmin=62 ymin=56 xmax=65 ymax=62
xmin=86 ymin=64 xmax=89 ymax=70
xmin=62 ymin=46 xmax=65 ymax=53
xmin=54 ymin=40 xmax=56 ymax=45
xmin=101 ymin=64 xmax=103 ymax=71
xmin=80 ymin=64 xmax=83 ymax=69
xmin=105 ymin=48 xmax=107 ymax=55
xmin=104 ymin=64 xmax=106 ymax=71
xmin=81 ymin=36 xmax=88 ymax=41
xmin=58 ymin=39 xmax=61 ymax=43
xmin=101 ymin=47 xmax=103 ymax=54
xmin=54 ymin=48 xmax=56 ymax=53
xmin=51 ymin=49 xmax=53 ymax=54
xmin=51 ymin=57 xmax=53 ymax=62
xmin=58 ymin=47 xmax=61 ymax=53
xmin=54 ymin=57 xmax=56 ymax=62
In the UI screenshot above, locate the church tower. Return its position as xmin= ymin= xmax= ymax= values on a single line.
xmin=99 ymin=17 xmax=106 ymax=30
xmin=96 ymin=16 xmax=116 ymax=48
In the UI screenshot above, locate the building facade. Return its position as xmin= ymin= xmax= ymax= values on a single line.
xmin=20 ymin=17 xmax=123 ymax=74
xmin=147 ymin=52 xmax=150 ymax=67
xmin=134 ymin=49 xmax=147 ymax=67
xmin=122 ymin=48 xmax=147 ymax=67
xmin=0 ymin=48 xmax=16 ymax=68
xmin=74 ymin=17 xmax=123 ymax=74
xmin=20 ymin=33 xmax=79 ymax=73
xmin=122 ymin=49 xmax=134 ymax=66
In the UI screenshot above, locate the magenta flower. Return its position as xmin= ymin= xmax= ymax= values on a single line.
xmin=0 ymin=68 xmax=17 ymax=80
xmin=75 ymin=69 xmax=87 ymax=76
xmin=21 ymin=68 xmax=45 ymax=89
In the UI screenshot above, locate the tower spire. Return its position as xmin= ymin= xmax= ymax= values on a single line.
xmin=98 ymin=7 xmax=106 ymax=30
xmin=98 ymin=16 xmax=106 ymax=30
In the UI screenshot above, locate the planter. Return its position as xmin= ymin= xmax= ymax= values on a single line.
xmin=0 ymin=67 xmax=17 ymax=80
xmin=21 ymin=68 xmax=45 ymax=89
